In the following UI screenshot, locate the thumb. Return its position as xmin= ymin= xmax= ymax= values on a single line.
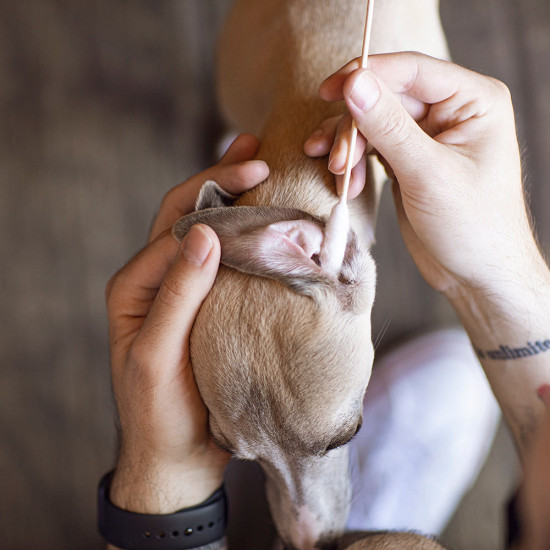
xmin=343 ymin=69 xmax=436 ymax=179
xmin=134 ymin=224 xmax=221 ymax=369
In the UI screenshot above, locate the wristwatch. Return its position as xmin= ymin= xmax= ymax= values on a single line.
xmin=98 ymin=471 xmax=227 ymax=550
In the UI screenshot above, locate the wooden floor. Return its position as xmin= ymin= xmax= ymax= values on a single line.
xmin=1 ymin=1 xmax=548 ymax=548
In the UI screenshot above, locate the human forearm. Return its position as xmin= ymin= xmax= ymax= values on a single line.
xmin=108 ymin=455 xmax=225 ymax=513
xmin=315 ymin=52 xmax=550 ymax=458
xmin=305 ymin=51 xmax=550 ymax=549
xmin=448 ymin=256 xmax=550 ymax=459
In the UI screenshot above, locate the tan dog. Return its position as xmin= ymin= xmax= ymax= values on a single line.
xmin=173 ymin=1 xmax=449 ymax=548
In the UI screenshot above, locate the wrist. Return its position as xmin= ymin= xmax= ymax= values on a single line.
xmin=99 ymin=471 xmax=228 ymax=550
xmin=448 ymin=260 xmax=550 ymax=458
xmin=440 ymin=224 xmax=547 ymax=307
xmin=449 ymin=284 xmax=550 ymax=351
xmin=446 ymin=256 xmax=550 ymax=348
xmin=110 ymin=457 xmax=226 ymax=514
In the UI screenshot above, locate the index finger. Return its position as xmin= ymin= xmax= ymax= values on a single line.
xmin=148 ymin=134 xmax=269 ymax=242
xmin=320 ymin=52 xmax=485 ymax=106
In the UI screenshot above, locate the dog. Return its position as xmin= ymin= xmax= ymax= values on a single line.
xmin=173 ymin=1 xmax=449 ymax=548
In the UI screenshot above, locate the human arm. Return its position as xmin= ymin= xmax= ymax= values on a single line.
xmin=304 ymin=52 xmax=550 ymax=460
xmin=103 ymin=134 xmax=269 ymax=548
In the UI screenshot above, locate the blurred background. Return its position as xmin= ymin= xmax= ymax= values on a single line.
xmin=1 ymin=1 xmax=549 ymax=548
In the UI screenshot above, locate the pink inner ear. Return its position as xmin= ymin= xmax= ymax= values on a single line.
xmin=257 ymin=220 xmax=324 ymax=260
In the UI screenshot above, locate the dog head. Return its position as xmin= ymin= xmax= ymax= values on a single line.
xmin=173 ymin=181 xmax=377 ymax=549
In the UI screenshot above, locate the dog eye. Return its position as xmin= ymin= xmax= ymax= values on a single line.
xmin=324 ymin=420 xmax=363 ymax=453
xmin=325 ymin=439 xmax=346 ymax=452
xmin=211 ymin=434 xmax=236 ymax=455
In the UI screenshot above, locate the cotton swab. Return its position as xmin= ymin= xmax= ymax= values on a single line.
xmin=319 ymin=0 xmax=375 ymax=276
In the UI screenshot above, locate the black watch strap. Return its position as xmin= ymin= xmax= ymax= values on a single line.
xmin=98 ymin=471 xmax=227 ymax=550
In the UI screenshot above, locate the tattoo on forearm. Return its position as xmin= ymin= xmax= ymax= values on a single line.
xmin=475 ymin=340 xmax=550 ymax=360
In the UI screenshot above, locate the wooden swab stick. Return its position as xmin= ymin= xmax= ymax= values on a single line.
xmin=319 ymin=0 xmax=375 ymax=275
xmin=340 ymin=0 xmax=375 ymax=204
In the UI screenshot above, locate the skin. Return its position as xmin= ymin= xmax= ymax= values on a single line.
xmin=105 ymin=54 xmax=550 ymax=548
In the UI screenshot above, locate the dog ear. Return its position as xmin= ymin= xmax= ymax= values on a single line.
xmin=173 ymin=180 xmax=373 ymax=307
xmin=195 ymin=180 xmax=238 ymax=210
xmin=173 ymin=204 xmax=330 ymax=295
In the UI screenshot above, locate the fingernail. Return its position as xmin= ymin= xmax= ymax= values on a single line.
xmin=319 ymin=76 xmax=331 ymax=94
xmin=183 ymin=225 xmax=213 ymax=266
xmin=305 ymin=128 xmax=323 ymax=145
xmin=335 ymin=174 xmax=343 ymax=196
xmin=328 ymin=144 xmax=343 ymax=174
xmin=328 ymin=147 xmax=335 ymax=167
xmin=328 ymin=152 xmax=338 ymax=173
xmin=348 ymin=70 xmax=380 ymax=111
xmin=241 ymin=160 xmax=267 ymax=169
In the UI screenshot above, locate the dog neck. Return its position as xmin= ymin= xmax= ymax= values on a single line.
xmin=235 ymin=96 xmax=343 ymax=220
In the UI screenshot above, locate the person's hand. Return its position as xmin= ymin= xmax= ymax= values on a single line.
xmin=105 ymin=134 xmax=269 ymax=515
xmin=305 ymin=52 xmax=550 ymax=464
xmin=304 ymin=52 xmax=545 ymax=300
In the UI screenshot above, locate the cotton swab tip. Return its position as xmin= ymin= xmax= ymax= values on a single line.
xmin=319 ymin=199 xmax=350 ymax=276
